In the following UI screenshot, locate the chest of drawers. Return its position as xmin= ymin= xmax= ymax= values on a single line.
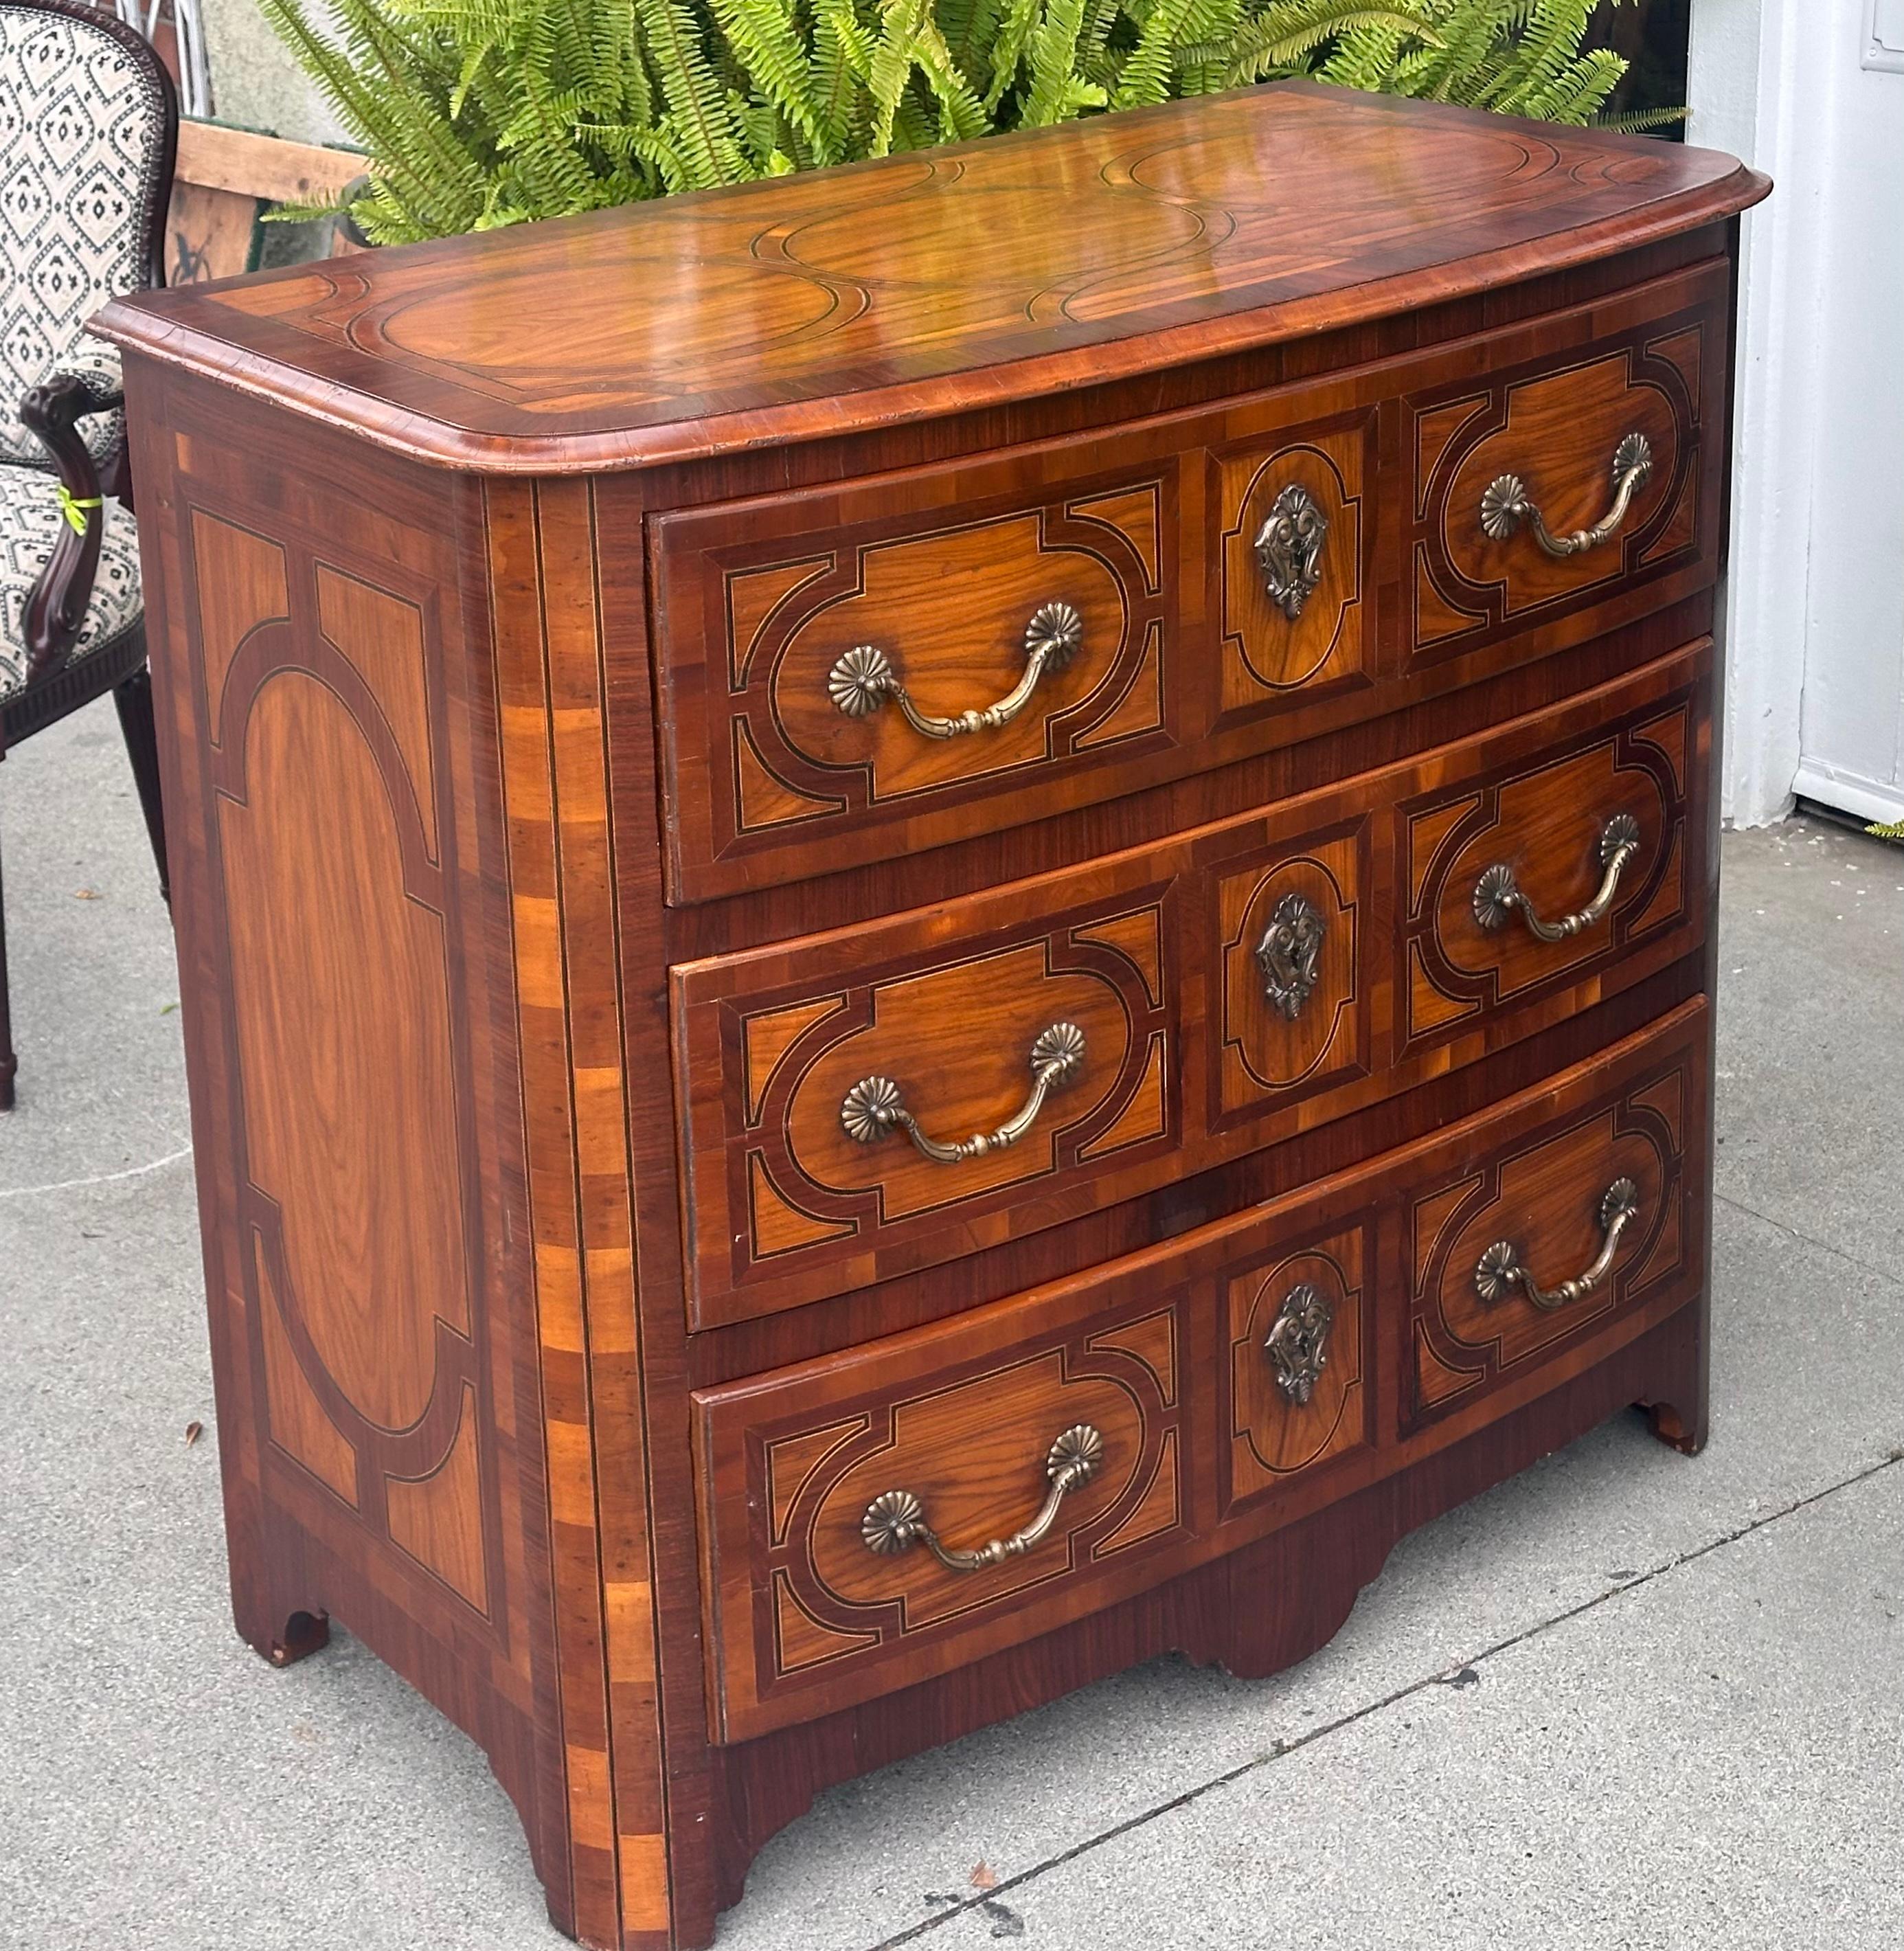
xmin=100 ymin=82 xmax=1769 ymax=1950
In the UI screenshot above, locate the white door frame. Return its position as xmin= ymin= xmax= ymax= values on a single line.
xmin=1688 ymin=0 xmax=1821 ymax=828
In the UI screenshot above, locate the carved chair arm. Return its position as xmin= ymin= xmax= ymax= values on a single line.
xmin=21 ymin=346 xmax=125 ymax=419
xmin=47 ymin=362 xmax=124 ymax=417
xmin=18 ymin=369 xmax=123 ymax=682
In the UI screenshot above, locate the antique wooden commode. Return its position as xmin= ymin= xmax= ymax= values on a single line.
xmin=99 ymin=82 xmax=1769 ymax=1950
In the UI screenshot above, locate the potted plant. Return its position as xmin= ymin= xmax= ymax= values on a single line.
xmin=261 ymin=0 xmax=1679 ymax=244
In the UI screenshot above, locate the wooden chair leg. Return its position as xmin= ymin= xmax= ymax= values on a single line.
xmin=113 ymin=666 xmax=169 ymax=904
xmin=0 ymin=820 xmax=16 ymax=1112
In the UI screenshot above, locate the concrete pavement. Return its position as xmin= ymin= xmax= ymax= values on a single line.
xmin=2 ymin=697 xmax=1899 ymax=1951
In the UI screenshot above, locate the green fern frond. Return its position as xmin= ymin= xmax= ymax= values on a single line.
xmin=265 ymin=0 xmax=1660 ymax=241
xmin=1234 ymin=7 xmax=1427 ymax=86
xmin=984 ymin=0 xmax=1045 ymax=109
xmin=1019 ymin=0 xmax=1100 ymax=121
xmin=1600 ymin=102 xmax=1687 ymax=132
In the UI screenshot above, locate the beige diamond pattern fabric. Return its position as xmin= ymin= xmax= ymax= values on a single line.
xmin=0 ymin=1 xmax=170 ymax=471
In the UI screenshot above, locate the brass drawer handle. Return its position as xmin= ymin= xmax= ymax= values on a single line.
xmin=1475 ymin=1177 xmax=1641 ymax=1314
xmin=1473 ymin=813 xmax=1642 ymax=943
xmin=861 ymin=1423 xmax=1104 ymax=1570
xmin=1265 ymin=1281 xmax=1333 ymax=1405
xmin=1480 ymin=431 xmax=1653 ymax=559
xmin=841 ymin=1022 xmax=1085 ymax=1164
xmin=827 ymin=600 xmax=1083 ymax=740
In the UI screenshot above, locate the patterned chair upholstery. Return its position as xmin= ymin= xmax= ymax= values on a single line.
xmin=0 ymin=0 xmax=177 ymax=1109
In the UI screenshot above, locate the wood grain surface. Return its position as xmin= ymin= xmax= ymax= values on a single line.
xmin=486 ymin=477 xmax=674 ymax=1945
xmin=96 ymin=83 xmax=1765 ymax=471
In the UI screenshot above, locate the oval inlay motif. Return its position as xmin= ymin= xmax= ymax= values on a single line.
xmin=784 ymin=183 xmax=1204 ymax=291
xmin=378 ymin=254 xmax=844 ymax=388
xmin=219 ymin=670 xmax=467 ymax=1433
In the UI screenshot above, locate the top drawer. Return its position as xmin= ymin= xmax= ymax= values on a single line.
xmin=650 ymin=260 xmax=1730 ymax=903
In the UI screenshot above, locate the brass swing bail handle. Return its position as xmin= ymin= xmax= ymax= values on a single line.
xmin=1480 ymin=431 xmax=1654 ymax=559
xmin=827 ymin=601 xmax=1083 ymax=741
xmin=1474 ymin=1177 xmax=1642 ymax=1314
xmin=839 ymin=1022 xmax=1086 ymax=1165
xmin=1473 ymin=813 xmax=1643 ymax=945
xmin=860 ymin=1424 xmax=1105 ymax=1571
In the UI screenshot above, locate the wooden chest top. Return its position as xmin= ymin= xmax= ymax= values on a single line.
xmin=96 ymin=82 xmax=1765 ymax=473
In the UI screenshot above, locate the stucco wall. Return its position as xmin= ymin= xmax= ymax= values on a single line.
xmin=197 ymin=0 xmax=348 ymax=144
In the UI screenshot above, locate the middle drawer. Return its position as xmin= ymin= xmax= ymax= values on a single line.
xmin=672 ymin=641 xmax=1709 ymax=1327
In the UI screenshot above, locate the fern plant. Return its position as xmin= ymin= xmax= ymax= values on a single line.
xmin=1300 ymin=0 xmax=1677 ymax=128
xmin=262 ymin=0 xmax=1664 ymax=244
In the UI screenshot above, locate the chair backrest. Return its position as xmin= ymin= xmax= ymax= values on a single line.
xmin=0 ymin=0 xmax=176 ymax=470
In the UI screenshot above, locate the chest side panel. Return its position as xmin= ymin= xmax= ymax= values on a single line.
xmin=123 ymin=363 xmax=578 ymax=1928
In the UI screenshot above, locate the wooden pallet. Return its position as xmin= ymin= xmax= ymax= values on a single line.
xmin=167 ymin=118 xmax=365 ymax=285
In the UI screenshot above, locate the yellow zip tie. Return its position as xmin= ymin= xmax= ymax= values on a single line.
xmin=56 ymin=484 xmax=102 ymax=534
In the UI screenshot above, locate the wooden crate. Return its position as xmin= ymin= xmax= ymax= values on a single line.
xmin=168 ymin=119 xmax=366 ymax=285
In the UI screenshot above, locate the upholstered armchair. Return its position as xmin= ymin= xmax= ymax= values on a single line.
xmin=0 ymin=0 xmax=177 ymax=1109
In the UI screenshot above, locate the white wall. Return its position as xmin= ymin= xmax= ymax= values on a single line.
xmin=1690 ymin=0 xmax=1904 ymax=826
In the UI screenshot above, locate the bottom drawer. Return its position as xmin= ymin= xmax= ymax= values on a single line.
xmin=694 ymin=999 xmax=1708 ymax=1741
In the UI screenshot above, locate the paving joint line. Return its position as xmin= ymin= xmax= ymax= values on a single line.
xmin=868 ymin=1446 xmax=1904 ymax=1949
xmin=0 ymin=1142 xmax=195 ymax=1202
xmin=1713 ymin=1188 xmax=1904 ymax=1292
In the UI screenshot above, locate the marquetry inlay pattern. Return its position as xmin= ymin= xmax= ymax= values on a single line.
xmin=174 ymin=87 xmax=1759 ymax=468
xmin=184 ymin=503 xmax=500 ymax=1622
xmin=1407 ymin=310 xmax=1714 ymax=664
xmin=1224 ymin=1229 xmax=1371 ymax=1514
xmin=741 ymin=1298 xmax=1187 ymax=1715
xmin=1404 ymin=1046 xmax=1697 ymax=1433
